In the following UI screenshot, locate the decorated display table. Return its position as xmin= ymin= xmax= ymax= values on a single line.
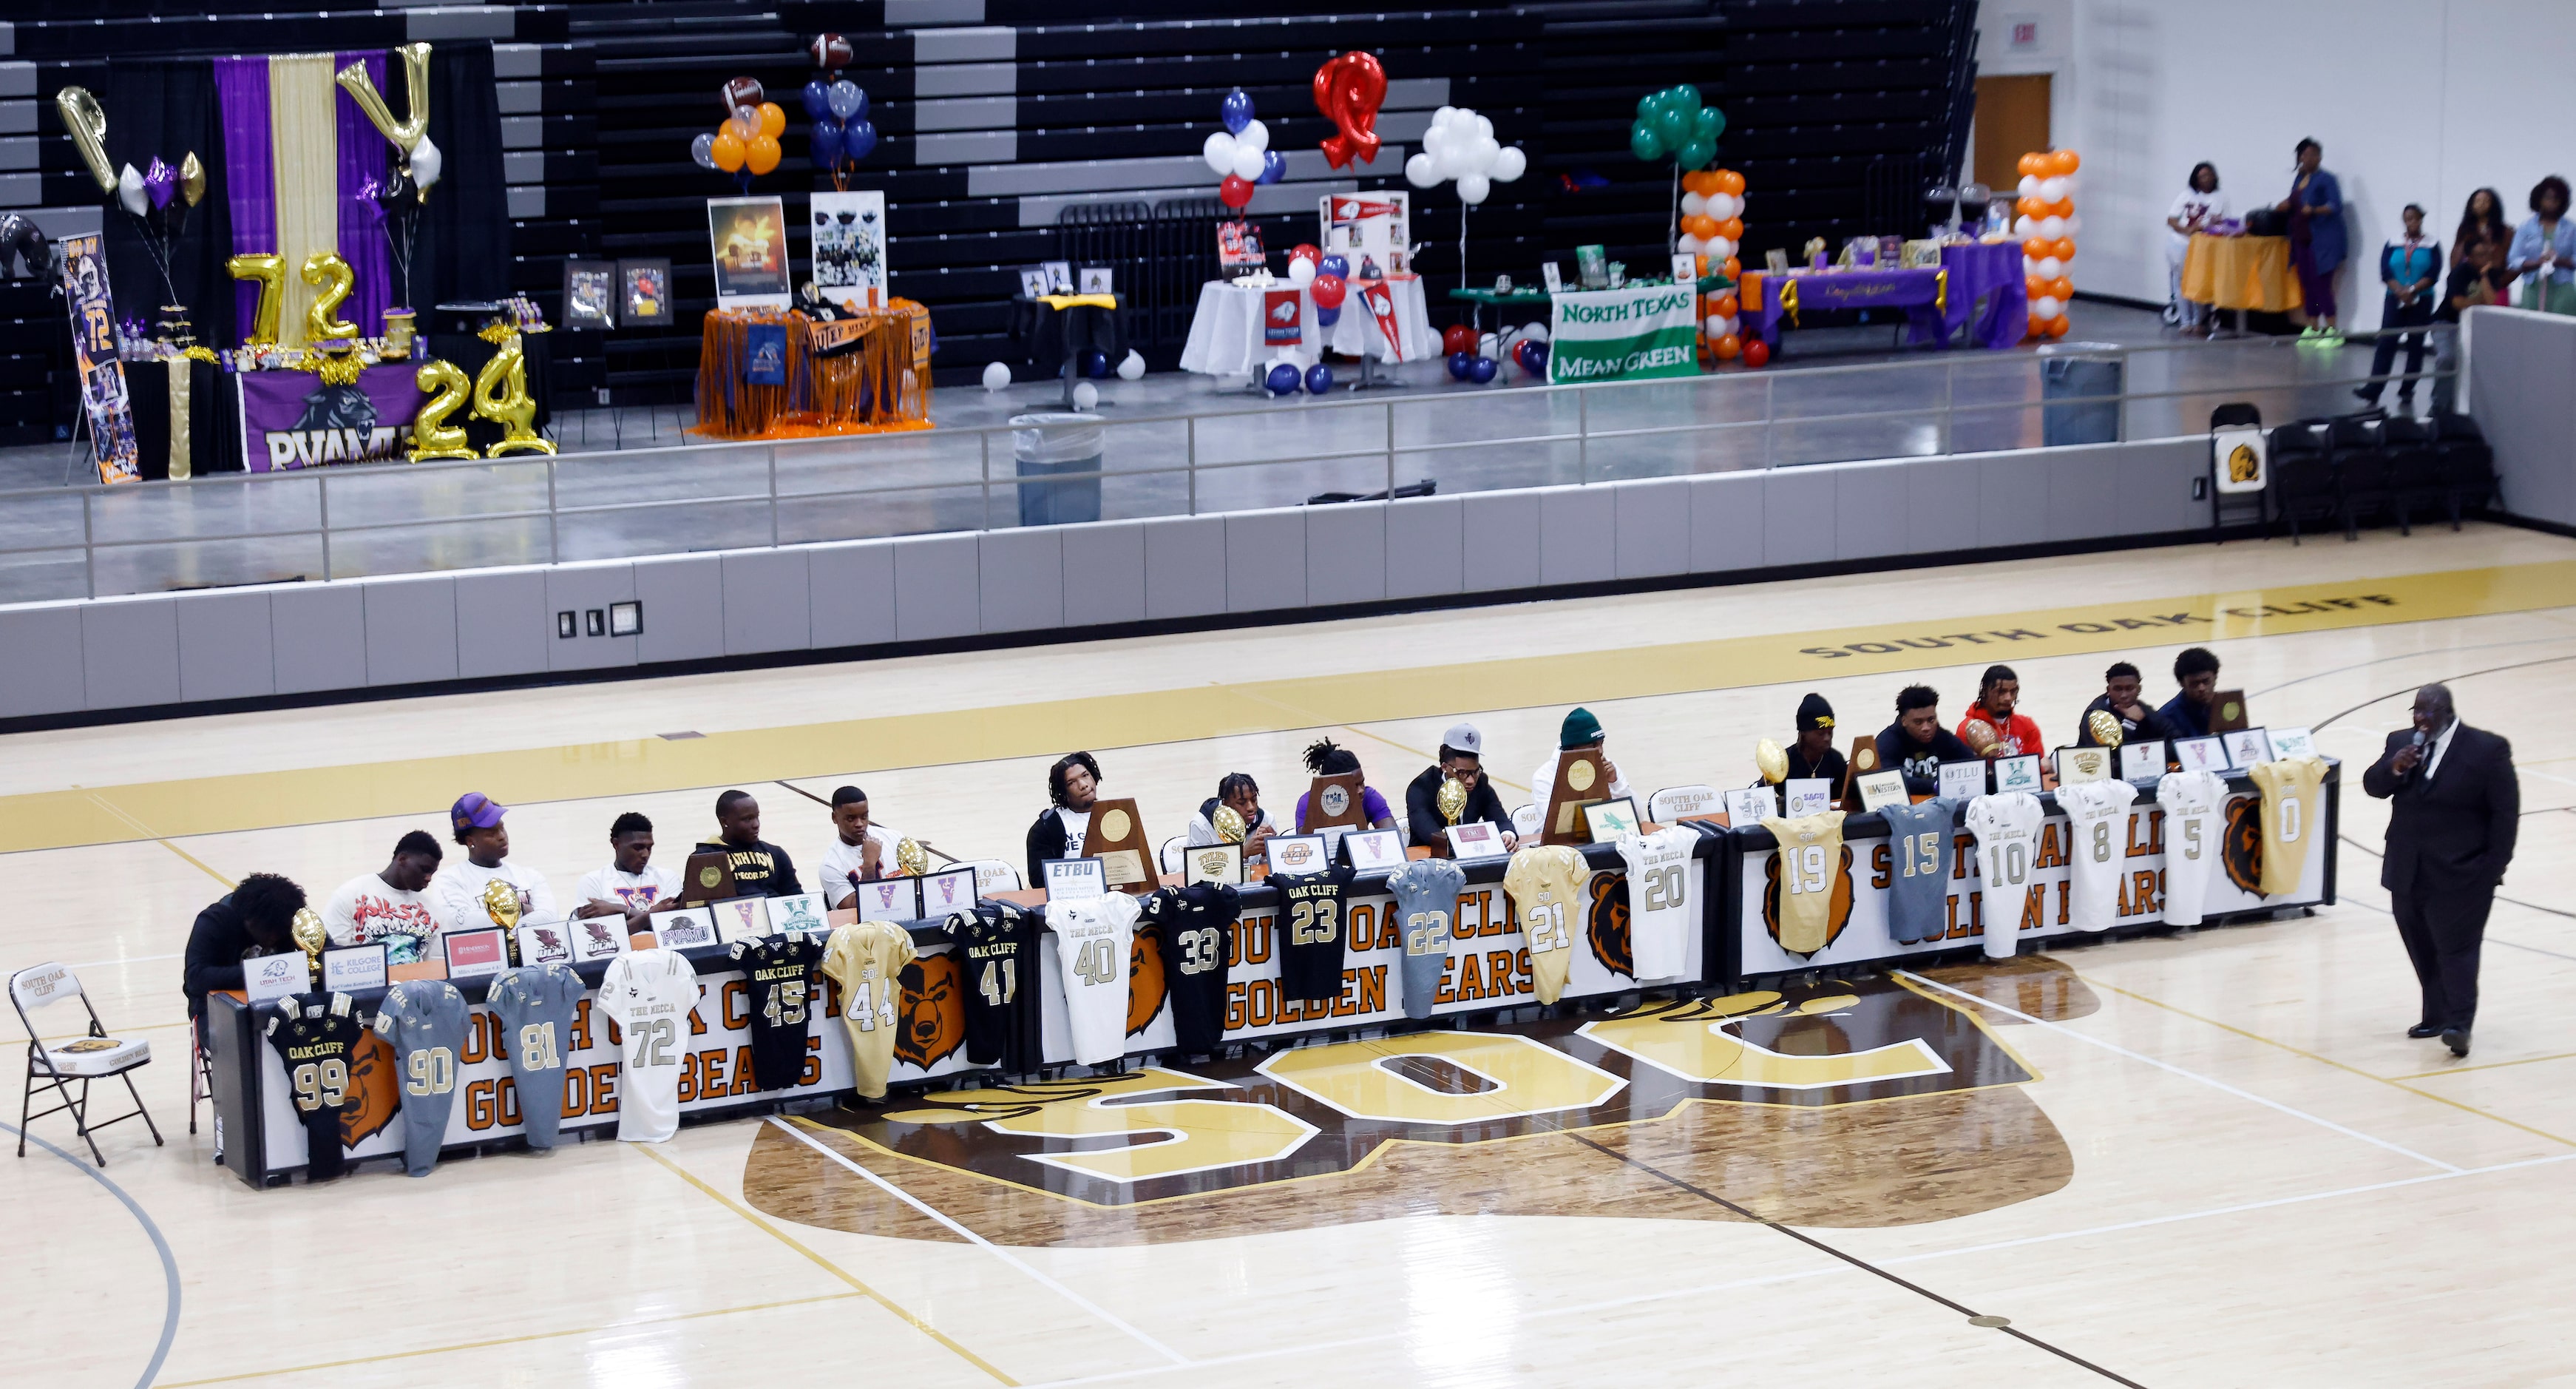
xmin=2181 ymin=233 xmax=2304 ymax=314
xmin=1178 ymin=274 xmax=1437 ymax=377
xmin=694 ymin=300 xmax=932 ymax=441
xmin=1741 ymin=242 xmax=2027 ymax=353
xmin=1009 ymin=292 xmax=1127 ymax=397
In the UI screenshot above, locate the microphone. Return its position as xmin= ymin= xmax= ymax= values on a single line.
xmin=2405 ymin=727 xmax=2427 ymax=776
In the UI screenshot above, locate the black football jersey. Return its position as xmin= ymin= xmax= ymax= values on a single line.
xmin=1149 ymin=885 xmax=1241 ymax=1052
xmin=1270 ymin=866 xmax=1355 ymax=1002
xmin=263 ymin=992 xmax=364 ymax=1180
xmin=954 ymin=902 xmax=1041 ymax=1071
xmin=730 ymin=932 xmax=825 ymax=1091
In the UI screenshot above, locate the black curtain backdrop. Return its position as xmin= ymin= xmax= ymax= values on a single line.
xmin=101 ymin=58 xmax=236 ymax=347
xmin=414 ymin=41 xmax=508 ymax=309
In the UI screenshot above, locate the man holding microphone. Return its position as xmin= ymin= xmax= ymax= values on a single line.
xmin=2362 ymin=684 xmax=2518 ymax=1058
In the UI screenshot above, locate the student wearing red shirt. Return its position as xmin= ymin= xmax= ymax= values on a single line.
xmin=1957 ymin=664 xmax=2044 ymax=759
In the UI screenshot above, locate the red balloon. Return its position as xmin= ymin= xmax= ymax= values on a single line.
xmin=1312 ymin=51 xmax=1388 ymax=169
xmin=1441 ymin=323 xmax=1478 ymax=356
xmin=1310 ymin=272 xmax=1347 ymax=308
xmin=1292 ymin=243 xmax=1321 ymax=264
xmin=1742 ymin=339 xmax=1770 ymax=368
xmin=1218 ymin=174 xmax=1255 ymax=209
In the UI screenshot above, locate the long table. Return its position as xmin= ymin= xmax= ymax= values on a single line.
xmin=1740 ymin=242 xmax=2027 ymax=353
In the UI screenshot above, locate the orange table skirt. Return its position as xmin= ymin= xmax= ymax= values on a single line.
xmin=694 ymin=300 xmax=935 ymax=441
xmin=2181 ymin=234 xmax=2304 ymax=313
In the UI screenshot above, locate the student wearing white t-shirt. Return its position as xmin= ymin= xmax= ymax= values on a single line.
xmin=430 ymin=792 xmax=561 ymax=930
xmin=2166 ymin=163 xmax=2229 ymax=333
xmin=1025 ymin=751 xmax=1102 ymax=885
xmin=320 ymin=830 xmax=452 ymax=965
xmin=817 ymin=785 xmax=902 ymax=910
xmin=573 ymin=811 xmax=680 ymax=928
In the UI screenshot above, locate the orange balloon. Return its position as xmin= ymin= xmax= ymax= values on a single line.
xmin=2047 ymin=198 xmax=2075 ymax=219
xmin=2050 ymin=315 xmax=2073 ymax=337
xmin=711 ymin=128 xmax=746 ymax=172
xmin=1714 ymin=217 xmax=1743 ymax=241
xmin=2021 ymin=237 xmax=2050 ymax=260
xmin=1693 ymin=254 xmax=1709 ymax=278
xmin=2027 ymin=315 xmax=2047 ymax=339
xmin=757 ymin=102 xmax=786 ymax=139
xmin=2050 ymin=149 xmax=2081 ymax=177
xmin=1713 ymin=292 xmax=1740 ymax=318
xmin=2025 ymin=276 xmax=2047 ymax=300
xmin=2018 ymin=152 xmax=2044 ymax=178
xmin=2053 ymin=238 xmax=2077 ymax=261
xmin=1713 ymin=333 xmax=1742 ymax=360
xmin=2016 ymin=197 xmax=2043 ymax=219
xmin=1721 ymin=255 xmax=1741 ymax=278
xmin=1681 ymin=214 xmax=1717 ymax=240
xmin=746 ymin=133 xmax=782 ymax=175
xmin=1681 ymin=171 xmax=1715 ymax=196
xmin=1715 ymin=169 xmax=1746 ymax=196
xmin=2047 ymin=277 xmax=2075 ymax=300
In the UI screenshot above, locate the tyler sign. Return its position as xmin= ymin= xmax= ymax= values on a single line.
xmin=1548 ymin=283 xmax=1700 ymax=384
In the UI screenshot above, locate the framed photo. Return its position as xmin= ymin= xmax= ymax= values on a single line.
xmin=1765 ymin=248 xmax=1791 ymax=274
xmin=1445 ymin=822 xmax=1508 ymax=861
xmin=1218 ymin=220 xmax=1267 ymax=280
xmin=706 ymin=195 xmax=792 ymax=308
xmin=243 ymin=953 xmax=308 ymax=1004
xmin=2267 ymin=726 xmax=2318 ymax=760
xmin=648 ymin=908 xmax=719 ymax=951
xmin=916 ymin=869 xmax=977 ymax=921
xmin=1670 ymin=253 xmax=1699 ymax=286
xmin=443 ymin=927 xmax=509 ymax=979
xmin=1994 ymin=755 xmax=2043 ymax=794
xmin=1017 ymin=268 xmax=1049 ymax=300
xmin=1078 ymin=266 xmax=1114 ymax=296
xmin=1582 ymin=797 xmax=1641 ymax=843
xmin=612 ymin=259 xmax=671 ymax=328
xmin=1341 ymin=828 xmax=1406 ymax=872
xmin=2055 ymin=747 xmax=2113 ymax=785
xmin=569 ymin=916 xmax=631 ymax=964
xmin=810 ymin=189 xmax=887 ymax=311
xmin=1854 ymin=770 xmax=1909 ymax=812
xmin=1936 ymin=761 xmax=1987 ymax=802
xmin=320 ymin=944 xmax=387 ymax=993
xmin=712 ymin=897 xmax=769 ymax=944
xmin=1540 ymin=260 xmax=1564 ymax=293
xmin=1041 ymin=260 xmax=1074 ymax=295
xmin=2120 ymin=741 xmax=2169 ymax=781
xmin=853 ymin=877 xmax=921 ymax=923
xmin=1575 ymin=243 xmax=1609 ymax=290
xmin=2223 ymin=729 xmax=2275 ymax=769
xmin=513 ymin=924 xmax=573 ymax=969
xmin=1722 ymin=788 xmax=1775 ymax=827
xmin=1184 ymin=841 xmax=1244 ymax=886
xmin=1043 ymin=857 xmax=1107 ymax=902
xmin=1783 ymin=778 xmax=1834 ymax=818
xmin=1265 ymin=834 xmax=1329 ymax=876
xmin=2174 ymin=737 xmax=2228 ymax=774
xmin=1322 ymin=191 xmax=1410 ymax=276
xmin=562 ymin=259 xmax=617 ymax=330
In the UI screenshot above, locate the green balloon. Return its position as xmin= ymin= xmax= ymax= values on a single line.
xmin=1636 ymin=92 xmax=1661 ymax=121
xmin=1656 ymin=107 xmax=1691 ymax=148
xmin=1630 ymin=122 xmax=1665 ymax=162
xmin=1679 ymin=138 xmax=1715 ymax=171
xmin=1695 ymin=106 xmax=1725 ymax=140
xmin=1668 ymin=84 xmax=1702 ymax=116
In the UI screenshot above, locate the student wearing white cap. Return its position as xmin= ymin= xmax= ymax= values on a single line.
xmin=1406 ymin=721 xmax=1518 ymax=850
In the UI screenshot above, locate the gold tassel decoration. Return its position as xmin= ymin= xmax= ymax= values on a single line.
xmin=166 ymin=357 xmax=193 ymax=481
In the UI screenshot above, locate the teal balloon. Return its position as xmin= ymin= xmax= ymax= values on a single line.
xmin=1629 ymin=122 xmax=1665 ymax=162
xmin=1678 ymin=138 xmax=1715 ymax=171
xmin=1667 ymin=84 xmax=1702 ymax=115
xmin=1695 ymin=106 xmax=1725 ymax=140
xmin=1656 ymin=107 xmax=1691 ymax=148
xmin=1636 ymin=92 xmax=1661 ymax=121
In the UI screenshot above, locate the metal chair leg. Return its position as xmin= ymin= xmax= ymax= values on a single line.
xmin=123 ymin=1070 xmax=163 ymax=1149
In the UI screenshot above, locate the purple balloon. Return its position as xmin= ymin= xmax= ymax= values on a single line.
xmin=1304 ymin=362 xmax=1335 ymax=394
xmin=143 ymin=157 xmax=177 ymax=212
xmin=353 ymin=176 xmax=386 ymax=226
xmin=1221 ymin=88 xmax=1255 ymax=135
xmin=1265 ymin=362 xmax=1304 ymax=396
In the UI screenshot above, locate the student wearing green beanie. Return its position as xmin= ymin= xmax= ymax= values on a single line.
xmin=1530 ymin=706 xmax=1631 ymax=839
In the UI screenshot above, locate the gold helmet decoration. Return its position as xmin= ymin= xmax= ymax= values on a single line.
xmin=1213 ymin=804 xmax=1247 ymax=843
xmin=1436 ymin=777 xmax=1469 ymax=825
xmin=2085 ymin=709 xmax=2125 ymax=748
xmin=895 ymin=837 xmax=930 ymax=876
xmin=1754 ymin=738 xmax=1789 ymax=785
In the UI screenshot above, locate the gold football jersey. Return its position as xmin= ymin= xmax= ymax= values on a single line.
xmin=822 ymin=921 xmax=919 ymax=1100
xmin=2247 ymin=756 xmax=2328 ymax=896
xmin=1502 ymin=845 xmax=1590 ymax=1004
xmin=1760 ymin=811 xmax=1848 ymax=954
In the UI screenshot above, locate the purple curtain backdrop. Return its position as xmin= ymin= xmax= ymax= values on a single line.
xmin=333 ymin=50 xmax=392 ymax=333
xmin=212 ymin=56 xmax=274 ymax=339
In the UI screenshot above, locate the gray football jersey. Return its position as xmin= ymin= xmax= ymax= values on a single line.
xmin=1386 ymin=858 xmax=1466 ymax=1019
xmin=371 ymin=979 xmax=469 ymax=1177
xmin=1878 ymin=799 xmax=1957 ymax=947
xmin=487 ymin=964 xmax=585 ymax=1150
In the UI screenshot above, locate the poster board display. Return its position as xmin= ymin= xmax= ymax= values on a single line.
xmin=1320 ymin=192 xmax=1410 ymax=277
xmin=58 ymin=233 xmax=140 ymax=484
xmin=810 ymin=190 xmax=887 ymax=311
xmin=707 ymin=196 xmax=791 ymax=308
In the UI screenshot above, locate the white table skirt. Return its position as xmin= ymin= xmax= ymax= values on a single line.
xmin=1177 ymin=276 xmax=1439 ymax=377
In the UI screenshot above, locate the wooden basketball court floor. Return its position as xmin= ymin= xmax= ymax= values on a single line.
xmin=10 ymin=521 xmax=2576 ymax=1388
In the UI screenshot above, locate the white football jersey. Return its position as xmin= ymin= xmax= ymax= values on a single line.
xmin=2155 ymin=770 xmax=2229 ymax=927
xmin=1614 ymin=826 xmax=1699 ymax=980
xmin=597 ymin=948 xmax=699 ymax=1143
xmin=1048 ymin=893 xmax=1140 ymax=1065
xmin=1965 ymin=793 xmax=2044 ymax=960
xmin=2056 ymin=780 xmax=2138 ymax=931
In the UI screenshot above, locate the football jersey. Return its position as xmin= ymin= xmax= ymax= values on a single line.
xmin=598 ymin=949 xmax=700 ymax=1142
xmin=1386 ymin=857 xmax=1465 ymax=1019
xmin=731 ymin=931 xmax=825 ymax=1092
xmin=1613 ymin=826 xmax=1698 ymax=980
xmin=1146 ymin=884 xmax=1241 ymax=1053
xmin=264 ymin=992 xmax=363 ymax=1180
xmin=822 ymin=921 xmax=920 ymax=1099
xmin=2155 ymin=770 xmax=2228 ymax=927
xmin=1758 ymin=812 xmax=1848 ymax=956
xmin=1965 ymin=793 xmax=2045 ymax=959
xmin=954 ymin=902 xmax=1041 ymax=1070
xmin=370 ymin=979 xmax=467 ymax=1177
xmin=2058 ymin=780 xmax=2139 ymax=930
xmin=2248 ymin=756 xmax=2328 ymax=896
xmin=486 ymin=963 xmax=584 ymax=1150
xmin=1046 ymin=894 xmax=1139 ymax=1066
xmin=1270 ymin=865 xmax=1356 ymax=1004
xmin=1502 ymin=845 xmax=1590 ymax=1004
xmin=1877 ymin=800 xmax=1956 ymax=947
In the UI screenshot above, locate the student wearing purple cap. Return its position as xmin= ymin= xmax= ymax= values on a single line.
xmin=430 ymin=792 xmax=560 ymax=930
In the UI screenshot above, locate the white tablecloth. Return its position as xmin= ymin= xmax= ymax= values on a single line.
xmin=1177 ymin=276 xmax=1438 ymax=377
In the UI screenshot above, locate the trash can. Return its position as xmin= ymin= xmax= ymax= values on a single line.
xmin=2038 ymin=342 xmax=2123 ymax=447
xmin=1010 ymin=413 xmax=1104 ymax=527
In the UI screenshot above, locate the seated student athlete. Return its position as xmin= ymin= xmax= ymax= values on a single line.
xmin=1876 ymin=684 xmax=1978 ymax=795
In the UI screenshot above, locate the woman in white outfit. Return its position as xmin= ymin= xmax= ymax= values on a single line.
xmin=2166 ymin=163 xmax=2228 ymax=334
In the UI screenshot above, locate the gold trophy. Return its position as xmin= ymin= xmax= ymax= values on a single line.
xmin=1213 ymin=804 xmax=1247 ymax=843
xmin=1436 ymin=776 xmax=1469 ymax=826
xmin=482 ymin=879 xmax=524 ymax=966
xmin=1754 ymin=738 xmax=1789 ymax=785
xmin=291 ymin=908 xmax=328 ymax=989
xmin=2086 ymin=709 xmax=2125 ymax=748
xmin=895 ymin=837 xmax=930 ymax=877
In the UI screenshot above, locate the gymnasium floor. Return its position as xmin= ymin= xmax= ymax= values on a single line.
xmin=9 ymin=521 xmax=2576 ymax=1388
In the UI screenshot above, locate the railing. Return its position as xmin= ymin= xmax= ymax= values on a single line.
xmin=0 ymin=327 xmax=2458 ymax=605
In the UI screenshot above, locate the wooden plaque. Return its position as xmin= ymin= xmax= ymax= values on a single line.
xmin=1542 ymin=751 xmax=1609 ymax=845
xmin=1083 ymin=797 xmax=1157 ymax=896
xmin=1842 ymin=737 xmax=1883 ymax=811
xmin=679 ymin=851 xmax=736 ymax=908
xmin=2209 ymin=689 xmax=2251 ymax=731
xmin=1303 ymin=772 xmax=1370 ymax=832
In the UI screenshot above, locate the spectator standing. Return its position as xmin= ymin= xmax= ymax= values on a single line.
xmin=2431 ymin=237 xmax=2510 ymax=416
xmin=2452 ymin=188 xmax=2509 ymax=267
xmin=2166 ymin=163 xmax=2228 ymax=334
xmin=2508 ymin=175 xmax=2576 ymax=314
xmin=2358 ymin=205 xmax=2440 ymax=407
xmin=2277 ymin=139 xmax=2346 ymax=340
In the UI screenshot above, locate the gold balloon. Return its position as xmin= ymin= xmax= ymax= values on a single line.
xmin=291 ymin=907 xmax=329 ymax=987
xmin=53 ymin=87 xmax=118 ymax=195
xmin=2086 ymin=709 xmax=2125 ymax=749
xmin=895 ymin=837 xmax=929 ymax=876
xmin=179 ymin=152 xmax=206 ymax=208
xmin=227 ymin=254 xmax=285 ymax=348
xmin=1435 ymin=776 xmax=1468 ymax=825
xmin=1213 ymin=804 xmax=1247 ymax=843
xmin=411 ymin=359 xmax=478 ymax=461
xmin=336 ymin=42 xmax=432 ymax=153
xmin=301 ymin=251 xmax=359 ymax=344
xmin=472 ymin=331 xmax=556 ymax=456
xmin=1754 ymin=737 xmax=1789 ymax=785
xmin=480 ymin=878 xmax=524 ymax=929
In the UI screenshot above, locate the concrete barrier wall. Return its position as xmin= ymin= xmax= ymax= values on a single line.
xmin=2465 ymin=305 xmax=2576 ymax=531
xmin=0 ymin=437 xmax=2209 ymax=721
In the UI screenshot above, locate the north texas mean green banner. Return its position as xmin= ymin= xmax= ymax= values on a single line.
xmin=1547 ymin=283 xmax=1700 ymax=384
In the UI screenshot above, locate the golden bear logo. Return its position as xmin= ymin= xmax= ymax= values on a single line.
xmin=894 ymin=954 xmax=964 ymax=1070
xmin=339 ymin=1031 xmax=401 ymax=1147
xmin=1587 ymin=872 xmax=1633 ymax=977
xmin=2220 ymin=795 xmax=2265 ymax=894
xmin=1126 ymin=926 xmax=1168 ymax=1035
xmin=1760 ymin=844 xmax=1855 ymax=953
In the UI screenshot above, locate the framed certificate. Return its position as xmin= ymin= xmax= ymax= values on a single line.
xmin=513 ymin=924 xmax=573 ymax=969
xmin=243 ymin=953 xmax=308 ymax=1004
xmin=1993 ymin=755 xmax=2042 ymax=794
xmin=2119 ymin=741 xmax=2168 ymax=781
xmin=2055 ymin=747 xmax=2112 ymax=785
xmin=1854 ymin=770 xmax=1909 ymax=813
xmin=1341 ymin=828 xmax=1405 ymax=872
xmin=570 ymin=916 xmax=631 ymax=964
xmin=1184 ymin=841 xmax=1244 ymax=886
xmin=712 ymin=897 xmax=769 ymax=944
xmin=1783 ymin=778 xmax=1834 ymax=817
xmin=1936 ymin=761 xmax=1987 ymax=802
xmin=1722 ymin=788 xmax=1777 ymax=827
xmin=1582 ymin=797 xmax=1641 ymax=842
xmin=2223 ymin=729 xmax=2275 ymax=769
xmin=648 ymin=908 xmax=718 ymax=951
xmin=1541 ymin=260 xmax=1564 ymax=293
xmin=764 ymin=892 xmax=829 ymax=936
xmin=1445 ymin=822 xmax=1510 ymax=861
xmin=320 ymin=944 xmax=388 ymax=993
xmin=1264 ymin=834 xmax=1329 ymax=876
xmin=853 ymin=878 xmax=921 ymax=923
xmin=915 ymin=869 xmax=977 ymax=921
xmin=2173 ymin=737 xmax=2227 ymax=774
xmin=443 ymin=927 xmax=509 ymax=979
xmin=2267 ymin=726 xmax=2318 ymax=760
xmin=1043 ymin=858 xmax=1107 ymax=902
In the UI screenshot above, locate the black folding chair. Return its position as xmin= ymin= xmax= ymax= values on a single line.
xmin=2325 ymin=416 xmax=2392 ymax=539
xmin=2266 ymin=422 xmax=2335 ymax=544
xmin=2433 ymin=413 xmax=2500 ymax=526
xmin=2382 ymin=417 xmax=2441 ymax=535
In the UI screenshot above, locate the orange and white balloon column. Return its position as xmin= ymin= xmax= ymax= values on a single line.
xmin=2014 ymin=148 xmax=2079 ymax=340
xmin=1682 ymin=166 xmax=1748 ymax=359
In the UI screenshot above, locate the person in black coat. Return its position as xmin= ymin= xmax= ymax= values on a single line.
xmin=1404 ymin=722 xmax=1516 ymax=851
xmin=1025 ymin=751 xmax=1102 ymax=886
xmin=2362 ymin=683 xmax=2518 ymax=1057
xmin=182 ymin=873 xmax=306 ymax=1051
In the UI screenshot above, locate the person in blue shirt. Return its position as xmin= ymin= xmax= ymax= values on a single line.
xmin=2160 ymin=647 xmax=2223 ymax=740
xmin=2508 ymin=175 xmax=2576 ymax=315
xmin=2358 ymin=205 xmax=2441 ymax=406
xmin=2276 ymin=138 xmax=2346 ymax=340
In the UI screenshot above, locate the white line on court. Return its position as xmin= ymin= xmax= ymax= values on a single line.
xmin=1897 ymin=970 xmax=2464 ymax=1172
xmin=766 ymin=1116 xmax=1193 ymax=1368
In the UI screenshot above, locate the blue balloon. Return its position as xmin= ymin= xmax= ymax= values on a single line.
xmin=1221 ymin=88 xmax=1255 ymax=135
xmin=810 ymin=115 xmax=844 ymax=163
xmin=1447 ymin=351 xmax=1474 ymax=380
xmin=1080 ymin=348 xmax=1110 ymax=379
xmin=800 ymin=81 xmax=832 ymax=122
xmin=843 ymin=120 xmax=878 ymax=163
xmin=1320 ymin=254 xmax=1349 ymax=279
xmin=1467 ymin=355 xmax=1499 ymax=384
xmin=1304 ymin=362 xmax=1335 ymax=394
xmin=1258 ymin=149 xmax=1287 ymax=185
xmin=1265 ymin=362 xmax=1304 ymax=396
xmin=1315 ymin=305 xmax=1341 ymax=327
xmin=1515 ymin=338 xmax=1549 ymax=374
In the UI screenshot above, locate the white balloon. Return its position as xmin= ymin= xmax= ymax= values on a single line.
xmin=2036 ymin=256 xmax=2064 ymax=279
xmin=2014 ymin=214 xmax=2036 ymax=237
xmin=1405 ymin=153 xmax=1440 ymax=189
xmin=1675 ymin=232 xmax=1704 ymax=254
xmin=1456 ymin=173 xmax=1491 ymax=206
xmin=1117 ymin=350 xmax=1146 ymax=381
xmin=1718 ymin=314 xmax=1739 ymax=336
xmin=2033 ymin=296 xmax=2062 ymax=319
xmin=2024 ymin=257 xmax=2042 ymax=277
xmin=1073 ymin=381 xmax=1099 ymax=410
xmin=1432 ymin=104 xmax=1457 ymax=127
xmin=1287 ymin=257 xmax=1316 ymax=285
xmin=1478 ymin=331 xmax=1502 ymax=357
xmin=1230 ymin=146 xmax=1265 ymax=182
xmin=1492 ymin=146 xmax=1525 ymax=183
xmin=2017 ymin=174 xmax=2041 ymax=199
xmin=1519 ymin=322 xmax=1548 ymax=342
xmin=2038 ymin=215 xmax=2067 ymax=240
xmin=2038 ymin=175 xmax=2067 ymax=203
xmin=1705 ymin=192 xmax=1737 ymax=220
xmin=981 ymin=361 xmax=1011 ymax=390
xmin=1236 ymin=119 xmax=1269 ymax=155
xmin=1465 ymin=135 xmax=1501 ymax=173
xmin=117 ymin=163 xmax=146 ymax=217
xmin=407 ymin=136 xmax=442 ymax=192
xmin=1680 ymin=192 xmax=1707 ymax=217
xmin=1475 ymin=114 xmax=1492 ymax=140
xmin=1203 ymin=131 xmax=1238 ymax=175
xmin=1706 ymin=237 xmax=1734 ymax=261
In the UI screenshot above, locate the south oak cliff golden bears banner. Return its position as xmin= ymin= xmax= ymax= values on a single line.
xmin=1733 ymin=779 xmax=2333 ymax=976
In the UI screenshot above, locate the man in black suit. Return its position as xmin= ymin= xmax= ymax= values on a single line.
xmin=2362 ymin=684 xmax=2518 ymax=1057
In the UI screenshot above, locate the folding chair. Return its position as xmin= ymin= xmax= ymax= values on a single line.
xmin=960 ymin=859 xmax=1023 ymax=896
xmin=1647 ymin=785 xmax=1720 ymax=822
xmin=190 ymin=1024 xmax=214 ymax=1135
xmin=1510 ymin=803 xmax=1540 ymax=839
xmin=13 ymin=962 xmax=161 ymax=1168
xmin=1157 ymin=836 xmax=1186 ymax=875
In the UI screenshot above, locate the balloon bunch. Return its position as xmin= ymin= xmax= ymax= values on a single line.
xmin=1403 ymin=106 xmax=1525 ymax=206
xmin=1677 ymin=167 xmax=1746 ymax=271
xmin=1312 ymin=52 xmax=1387 ymax=169
xmin=2014 ymin=149 xmax=2081 ymax=339
xmin=801 ymin=35 xmax=878 ymax=192
xmin=353 ymin=167 xmax=425 ymax=308
xmin=0 ymin=214 xmax=52 ymax=283
xmin=1629 ymin=84 xmax=1723 ymax=172
xmin=55 ymin=87 xmax=205 ymax=307
xmin=1202 ymin=89 xmax=1284 ymax=211
xmin=1508 ymin=324 xmax=1550 ymax=378
xmin=336 ymin=44 xmax=444 ymax=200
xmin=693 ymin=77 xmax=784 ymax=189
xmin=1438 ymin=323 xmax=1498 ymax=383
xmin=1298 ymin=247 xmax=1351 ymax=328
